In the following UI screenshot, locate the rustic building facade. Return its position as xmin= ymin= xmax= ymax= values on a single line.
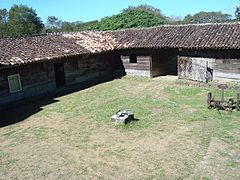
xmin=0 ymin=54 xmax=113 ymax=108
xmin=0 ymin=22 xmax=239 ymax=108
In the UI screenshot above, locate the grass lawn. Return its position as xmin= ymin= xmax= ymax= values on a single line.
xmin=0 ymin=76 xmax=240 ymax=179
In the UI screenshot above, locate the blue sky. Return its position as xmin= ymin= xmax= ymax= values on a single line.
xmin=1 ymin=0 xmax=239 ymax=23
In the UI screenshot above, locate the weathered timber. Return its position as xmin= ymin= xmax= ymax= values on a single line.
xmin=207 ymin=92 xmax=213 ymax=109
xmin=178 ymin=55 xmax=240 ymax=82
xmin=207 ymin=86 xmax=239 ymax=112
xmin=237 ymin=94 xmax=240 ymax=111
xmin=0 ymin=53 xmax=113 ymax=109
xmin=114 ymin=53 xmax=151 ymax=77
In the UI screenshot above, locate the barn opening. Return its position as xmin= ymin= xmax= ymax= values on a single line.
xmin=54 ymin=62 xmax=66 ymax=87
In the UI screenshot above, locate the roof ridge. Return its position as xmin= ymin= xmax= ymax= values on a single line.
xmin=102 ymin=21 xmax=240 ymax=33
xmin=0 ymin=33 xmax=48 ymax=40
xmin=1 ymin=22 xmax=239 ymax=39
xmin=0 ymin=30 xmax=99 ymax=39
xmin=47 ymin=30 xmax=103 ymax=35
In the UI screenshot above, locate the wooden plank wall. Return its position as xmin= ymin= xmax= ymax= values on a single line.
xmin=114 ymin=55 xmax=151 ymax=77
xmin=64 ymin=54 xmax=112 ymax=85
xmin=178 ymin=56 xmax=240 ymax=82
xmin=0 ymin=54 xmax=113 ymax=108
xmin=0 ymin=62 xmax=56 ymax=107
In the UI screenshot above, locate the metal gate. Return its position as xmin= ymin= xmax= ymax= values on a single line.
xmin=178 ymin=57 xmax=213 ymax=82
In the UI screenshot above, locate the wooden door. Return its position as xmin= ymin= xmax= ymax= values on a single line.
xmin=54 ymin=63 xmax=66 ymax=87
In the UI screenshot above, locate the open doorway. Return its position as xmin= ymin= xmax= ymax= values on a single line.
xmin=54 ymin=62 xmax=66 ymax=87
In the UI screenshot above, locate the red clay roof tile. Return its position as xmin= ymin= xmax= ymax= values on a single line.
xmin=0 ymin=22 xmax=239 ymax=66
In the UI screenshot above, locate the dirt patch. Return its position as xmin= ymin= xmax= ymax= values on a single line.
xmin=153 ymin=75 xmax=178 ymax=82
xmin=192 ymin=138 xmax=240 ymax=179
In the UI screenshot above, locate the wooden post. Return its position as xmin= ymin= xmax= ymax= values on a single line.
xmin=228 ymin=98 xmax=233 ymax=112
xmin=150 ymin=56 xmax=153 ymax=78
xmin=218 ymin=84 xmax=228 ymax=102
xmin=206 ymin=61 xmax=208 ymax=83
xmin=207 ymin=92 xmax=212 ymax=109
xmin=237 ymin=93 xmax=240 ymax=111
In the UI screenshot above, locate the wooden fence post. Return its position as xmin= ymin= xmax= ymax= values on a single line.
xmin=206 ymin=61 xmax=208 ymax=83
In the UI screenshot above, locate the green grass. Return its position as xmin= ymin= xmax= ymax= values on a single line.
xmin=0 ymin=76 xmax=240 ymax=179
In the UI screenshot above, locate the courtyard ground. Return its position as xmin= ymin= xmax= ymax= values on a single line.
xmin=0 ymin=76 xmax=240 ymax=179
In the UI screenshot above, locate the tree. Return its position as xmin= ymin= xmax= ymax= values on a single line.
xmin=166 ymin=16 xmax=183 ymax=25
xmin=46 ymin=16 xmax=62 ymax=32
xmin=73 ymin=20 xmax=98 ymax=31
xmin=92 ymin=5 xmax=166 ymax=31
xmin=0 ymin=8 xmax=8 ymax=23
xmin=61 ymin=21 xmax=74 ymax=32
xmin=122 ymin=4 xmax=163 ymax=17
xmin=7 ymin=4 xmax=44 ymax=36
xmin=0 ymin=8 xmax=8 ymax=36
xmin=183 ymin=11 xmax=231 ymax=24
xmin=236 ymin=6 xmax=240 ymax=20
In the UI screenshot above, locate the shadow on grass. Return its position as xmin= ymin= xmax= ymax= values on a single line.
xmin=0 ymin=74 xmax=125 ymax=128
xmin=131 ymin=118 xmax=140 ymax=122
xmin=0 ymin=98 xmax=59 ymax=128
xmin=124 ymin=118 xmax=140 ymax=125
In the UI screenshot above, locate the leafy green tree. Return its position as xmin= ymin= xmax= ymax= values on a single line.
xmin=0 ymin=8 xmax=8 ymax=23
xmin=0 ymin=8 xmax=8 ymax=36
xmin=46 ymin=16 xmax=62 ymax=32
xmin=73 ymin=20 xmax=98 ymax=31
xmin=7 ymin=4 xmax=44 ymax=36
xmin=183 ymin=11 xmax=231 ymax=24
xmin=122 ymin=4 xmax=163 ymax=17
xmin=61 ymin=21 xmax=74 ymax=32
xmin=92 ymin=5 xmax=166 ymax=31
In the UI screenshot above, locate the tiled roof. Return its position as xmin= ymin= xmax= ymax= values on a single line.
xmin=62 ymin=31 xmax=115 ymax=53
xmin=0 ymin=22 xmax=239 ymax=66
xmin=0 ymin=33 xmax=90 ymax=66
xmin=105 ymin=22 xmax=240 ymax=50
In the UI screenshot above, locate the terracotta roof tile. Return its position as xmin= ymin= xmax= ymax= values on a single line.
xmin=0 ymin=22 xmax=239 ymax=66
xmin=106 ymin=22 xmax=240 ymax=50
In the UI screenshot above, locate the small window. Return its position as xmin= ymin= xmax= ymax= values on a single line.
xmin=130 ymin=55 xmax=137 ymax=63
xmin=8 ymin=74 xmax=22 ymax=93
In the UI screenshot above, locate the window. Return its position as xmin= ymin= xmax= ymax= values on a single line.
xmin=129 ymin=55 xmax=137 ymax=63
xmin=8 ymin=74 xmax=22 ymax=93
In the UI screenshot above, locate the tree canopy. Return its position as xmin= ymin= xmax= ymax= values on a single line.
xmin=0 ymin=8 xmax=8 ymax=35
xmin=122 ymin=4 xmax=164 ymax=17
xmin=7 ymin=5 xmax=44 ymax=36
xmin=92 ymin=5 xmax=166 ymax=31
xmin=73 ymin=21 xmax=98 ymax=31
xmin=183 ymin=11 xmax=232 ymax=24
xmin=236 ymin=6 xmax=240 ymax=20
xmin=0 ymin=4 xmax=238 ymax=36
xmin=0 ymin=4 xmax=44 ymax=36
xmin=46 ymin=16 xmax=63 ymax=32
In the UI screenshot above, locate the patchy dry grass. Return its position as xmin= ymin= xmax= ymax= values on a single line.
xmin=0 ymin=76 xmax=240 ymax=179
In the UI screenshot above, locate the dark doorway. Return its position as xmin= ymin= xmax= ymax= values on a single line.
xmin=151 ymin=51 xmax=178 ymax=77
xmin=54 ymin=63 xmax=66 ymax=87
